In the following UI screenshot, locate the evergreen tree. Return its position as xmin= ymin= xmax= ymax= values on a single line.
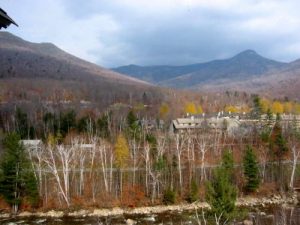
xmin=97 ymin=113 xmax=110 ymax=139
xmin=221 ymin=149 xmax=234 ymax=178
xmin=15 ymin=108 xmax=29 ymax=139
xmin=126 ymin=110 xmax=140 ymax=138
xmin=127 ymin=110 xmax=138 ymax=130
xmin=269 ymin=118 xmax=288 ymax=190
xmin=243 ymin=146 xmax=260 ymax=192
xmin=270 ymin=119 xmax=288 ymax=159
xmin=205 ymin=150 xmax=237 ymax=223
xmin=59 ymin=110 xmax=76 ymax=137
xmin=0 ymin=133 xmax=38 ymax=213
xmin=76 ymin=116 xmax=95 ymax=134
xmin=252 ymin=95 xmax=262 ymax=118
xmin=187 ymin=179 xmax=199 ymax=203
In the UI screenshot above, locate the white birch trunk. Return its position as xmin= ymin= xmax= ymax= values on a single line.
xmin=290 ymin=146 xmax=300 ymax=188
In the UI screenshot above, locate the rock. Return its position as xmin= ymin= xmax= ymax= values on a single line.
xmin=243 ymin=219 xmax=253 ymax=225
xmin=126 ymin=218 xmax=137 ymax=225
xmin=0 ymin=213 xmax=10 ymax=218
xmin=68 ymin=209 xmax=89 ymax=217
xmin=143 ymin=216 xmax=155 ymax=222
xmin=18 ymin=212 xmax=32 ymax=217
xmin=34 ymin=219 xmax=47 ymax=224
xmin=260 ymin=212 xmax=266 ymax=216
xmin=36 ymin=210 xmax=64 ymax=218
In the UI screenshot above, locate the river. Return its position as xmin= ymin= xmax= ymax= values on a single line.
xmin=0 ymin=205 xmax=299 ymax=225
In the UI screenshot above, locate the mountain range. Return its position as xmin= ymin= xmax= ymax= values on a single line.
xmin=113 ymin=50 xmax=300 ymax=99
xmin=1 ymin=31 xmax=300 ymax=103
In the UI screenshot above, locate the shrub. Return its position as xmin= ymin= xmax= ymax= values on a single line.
xmin=186 ymin=179 xmax=199 ymax=203
xmin=163 ymin=188 xmax=176 ymax=205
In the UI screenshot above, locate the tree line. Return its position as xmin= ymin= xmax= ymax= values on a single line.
xmin=0 ymin=99 xmax=299 ymax=224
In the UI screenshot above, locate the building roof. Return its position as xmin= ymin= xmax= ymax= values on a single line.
xmin=0 ymin=8 xmax=18 ymax=29
xmin=173 ymin=118 xmax=204 ymax=129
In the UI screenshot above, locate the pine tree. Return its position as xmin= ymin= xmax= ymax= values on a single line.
xmin=243 ymin=146 xmax=260 ymax=192
xmin=221 ymin=149 xmax=234 ymax=178
xmin=187 ymin=179 xmax=199 ymax=203
xmin=269 ymin=118 xmax=288 ymax=190
xmin=0 ymin=133 xmax=38 ymax=213
xmin=252 ymin=95 xmax=262 ymax=118
xmin=205 ymin=167 xmax=237 ymax=222
xmin=15 ymin=108 xmax=29 ymax=139
xmin=205 ymin=150 xmax=237 ymax=223
xmin=126 ymin=110 xmax=140 ymax=138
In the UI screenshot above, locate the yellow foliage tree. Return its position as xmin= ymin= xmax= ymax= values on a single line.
xmin=159 ymin=103 xmax=170 ymax=118
xmin=185 ymin=102 xmax=197 ymax=115
xmin=241 ymin=105 xmax=251 ymax=113
xmin=47 ymin=134 xmax=56 ymax=146
xmin=283 ymin=102 xmax=293 ymax=114
xmin=225 ymin=105 xmax=239 ymax=113
xmin=114 ymin=134 xmax=130 ymax=169
xmin=197 ymin=105 xmax=203 ymax=114
xmin=271 ymin=101 xmax=284 ymax=114
xmin=260 ymin=98 xmax=271 ymax=113
xmin=293 ymin=103 xmax=300 ymax=115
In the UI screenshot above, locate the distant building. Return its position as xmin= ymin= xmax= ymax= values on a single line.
xmin=20 ymin=139 xmax=42 ymax=151
xmin=170 ymin=112 xmax=300 ymax=135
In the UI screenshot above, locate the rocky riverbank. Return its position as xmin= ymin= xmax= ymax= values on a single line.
xmin=0 ymin=192 xmax=298 ymax=219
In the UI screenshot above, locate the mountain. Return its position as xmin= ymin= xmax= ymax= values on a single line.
xmin=0 ymin=32 xmax=148 ymax=85
xmin=112 ymin=50 xmax=287 ymax=88
xmin=0 ymin=32 xmax=165 ymax=109
xmin=200 ymin=58 xmax=300 ymax=100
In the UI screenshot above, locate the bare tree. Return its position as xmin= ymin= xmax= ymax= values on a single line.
xmin=174 ymin=132 xmax=187 ymax=193
xmin=98 ymin=139 xmax=113 ymax=193
xmin=26 ymin=143 xmax=44 ymax=196
xmin=195 ymin=132 xmax=209 ymax=182
xmin=142 ymin=141 xmax=151 ymax=195
xmin=43 ymin=144 xmax=73 ymax=206
xmin=289 ymin=145 xmax=300 ymax=189
xmin=258 ymin=145 xmax=268 ymax=183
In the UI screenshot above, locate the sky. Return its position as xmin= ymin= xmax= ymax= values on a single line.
xmin=2 ymin=0 xmax=300 ymax=67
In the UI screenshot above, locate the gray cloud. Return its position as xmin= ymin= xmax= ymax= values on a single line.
xmin=2 ymin=0 xmax=300 ymax=67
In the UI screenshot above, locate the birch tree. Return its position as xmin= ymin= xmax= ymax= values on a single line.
xmin=174 ymin=132 xmax=187 ymax=193
xmin=288 ymin=119 xmax=300 ymax=188
xmin=195 ymin=132 xmax=209 ymax=182
xmin=43 ymin=142 xmax=74 ymax=207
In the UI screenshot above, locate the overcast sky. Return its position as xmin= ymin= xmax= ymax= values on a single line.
xmin=2 ymin=0 xmax=300 ymax=67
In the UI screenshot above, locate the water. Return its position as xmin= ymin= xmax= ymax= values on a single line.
xmin=0 ymin=206 xmax=299 ymax=225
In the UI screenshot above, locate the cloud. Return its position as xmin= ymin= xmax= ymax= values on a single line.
xmin=3 ymin=0 xmax=300 ymax=67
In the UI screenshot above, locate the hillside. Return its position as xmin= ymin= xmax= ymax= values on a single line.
xmin=199 ymin=59 xmax=300 ymax=100
xmin=0 ymin=32 xmax=149 ymax=85
xmin=0 ymin=32 xmax=164 ymax=110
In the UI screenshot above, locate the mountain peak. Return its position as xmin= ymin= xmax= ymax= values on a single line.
xmin=235 ymin=49 xmax=259 ymax=58
xmin=241 ymin=49 xmax=257 ymax=54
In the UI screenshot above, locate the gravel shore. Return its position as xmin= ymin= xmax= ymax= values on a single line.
xmin=0 ymin=192 xmax=297 ymax=219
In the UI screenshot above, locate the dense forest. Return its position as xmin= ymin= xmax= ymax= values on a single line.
xmin=0 ymin=94 xmax=299 ymax=223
